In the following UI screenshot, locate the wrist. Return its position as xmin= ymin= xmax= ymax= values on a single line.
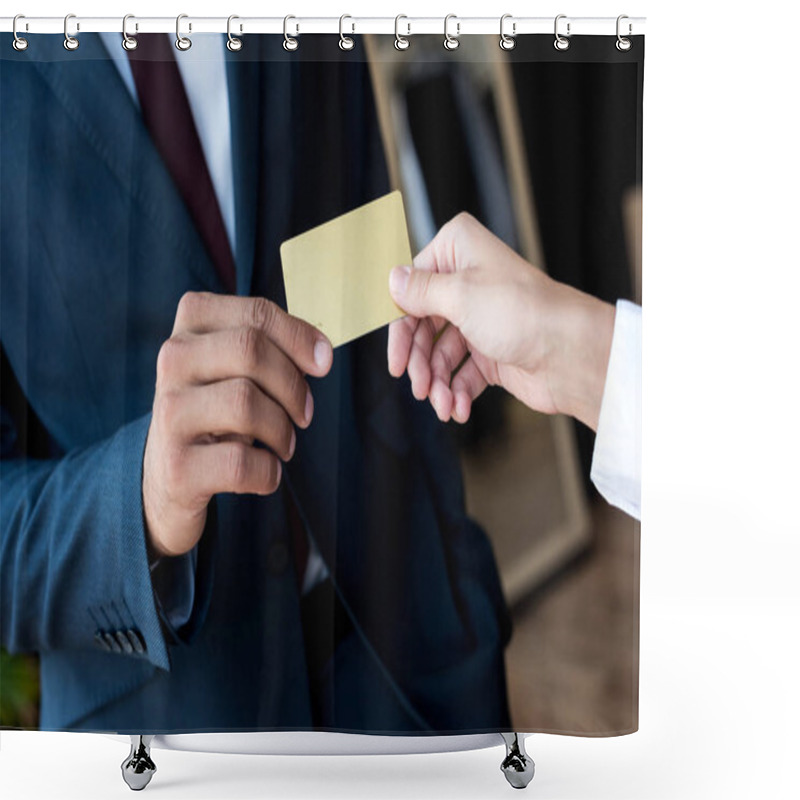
xmin=142 ymin=481 xmax=182 ymax=560
xmin=548 ymin=286 xmax=616 ymax=431
xmin=144 ymin=512 xmax=172 ymax=560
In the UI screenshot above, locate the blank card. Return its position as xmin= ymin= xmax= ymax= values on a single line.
xmin=280 ymin=190 xmax=412 ymax=348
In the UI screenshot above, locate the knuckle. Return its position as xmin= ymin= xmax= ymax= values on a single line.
xmin=231 ymin=378 xmax=257 ymax=426
xmin=156 ymin=336 xmax=182 ymax=382
xmin=226 ymin=443 xmax=250 ymax=487
xmin=452 ymin=211 xmax=475 ymax=230
xmin=250 ymin=297 xmax=276 ymax=332
xmin=442 ymin=211 xmax=469 ymax=238
xmin=175 ymin=291 xmax=207 ymax=327
xmin=236 ymin=326 xmax=261 ymax=370
xmin=439 ymin=212 xmax=476 ymax=269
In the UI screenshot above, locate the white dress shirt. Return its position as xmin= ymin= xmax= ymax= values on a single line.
xmin=591 ymin=300 xmax=642 ymax=520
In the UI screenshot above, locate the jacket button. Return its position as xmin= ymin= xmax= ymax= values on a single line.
xmin=115 ymin=630 xmax=134 ymax=654
xmin=103 ymin=632 xmax=123 ymax=653
xmin=95 ymin=631 xmax=112 ymax=651
xmin=267 ymin=541 xmax=289 ymax=575
xmin=126 ymin=629 xmax=146 ymax=654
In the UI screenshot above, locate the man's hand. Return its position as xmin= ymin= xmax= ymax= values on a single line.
xmin=387 ymin=213 xmax=615 ymax=431
xmin=143 ymin=292 xmax=333 ymax=558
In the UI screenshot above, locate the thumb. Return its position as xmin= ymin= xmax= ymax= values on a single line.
xmin=389 ymin=265 xmax=460 ymax=321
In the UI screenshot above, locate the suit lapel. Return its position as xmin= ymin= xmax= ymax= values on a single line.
xmin=28 ymin=33 xmax=222 ymax=294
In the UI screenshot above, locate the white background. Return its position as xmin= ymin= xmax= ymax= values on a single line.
xmin=2 ymin=1 xmax=799 ymax=798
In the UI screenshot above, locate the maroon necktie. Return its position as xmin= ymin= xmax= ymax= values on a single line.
xmin=127 ymin=34 xmax=236 ymax=293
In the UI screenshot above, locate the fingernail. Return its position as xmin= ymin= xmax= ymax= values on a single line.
xmin=389 ymin=265 xmax=410 ymax=297
xmin=304 ymin=390 xmax=314 ymax=425
xmin=314 ymin=339 xmax=332 ymax=370
xmin=454 ymin=392 xmax=470 ymax=424
xmin=288 ymin=429 xmax=296 ymax=459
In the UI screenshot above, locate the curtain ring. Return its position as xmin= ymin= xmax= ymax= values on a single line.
xmin=499 ymin=14 xmax=516 ymax=51
xmin=616 ymin=15 xmax=632 ymax=51
xmin=554 ymin=14 xmax=570 ymax=51
xmin=175 ymin=13 xmax=192 ymax=51
xmin=394 ymin=15 xmax=410 ymax=51
xmin=122 ymin=14 xmax=138 ymax=51
xmin=283 ymin=15 xmax=299 ymax=51
xmin=12 ymin=14 xmax=29 ymax=51
xmin=339 ymin=14 xmax=355 ymax=51
xmin=63 ymin=13 xmax=79 ymax=51
xmin=443 ymin=14 xmax=460 ymax=51
xmin=227 ymin=15 xmax=243 ymax=51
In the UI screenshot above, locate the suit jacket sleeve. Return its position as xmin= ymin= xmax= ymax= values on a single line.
xmin=0 ymin=394 xmax=212 ymax=673
xmin=0 ymin=50 xmax=212 ymax=674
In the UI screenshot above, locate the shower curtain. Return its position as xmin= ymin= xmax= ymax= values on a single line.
xmin=0 ymin=27 xmax=643 ymax=739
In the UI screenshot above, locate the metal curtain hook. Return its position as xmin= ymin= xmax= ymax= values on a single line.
xmin=227 ymin=15 xmax=243 ymax=51
xmin=63 ymin=13 xmax=79 ymax=51
xmin=122 ymin=14 xmax=138 ymax=51
xmin=616 ymin=14 xmax=632 ymax=51
xmin=554 ymin=14 xmax=570 ymax=51
xmin=444 ymin=13 xmax=460 ymax=51
xmin=12 ymin=14 xmax=29 ymax=51
xmin=500 ymin=14 xmax=516 ymax=51
xmin=283 ymin=15 xmax=298 ymax=51
xmin=339 ymin=14 xmax=355 ymax=50
xmin=394 ymin=14 xmax=410 ymax=50
xmin=176 ymin=13 xmax=192 ymax=51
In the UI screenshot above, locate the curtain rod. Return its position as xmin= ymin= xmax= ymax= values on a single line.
xmin=1 ymin=16 xmax=645 ymax=37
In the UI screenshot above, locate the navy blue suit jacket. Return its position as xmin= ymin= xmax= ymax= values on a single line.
xmin=0 ymin=34 xmax=511 ymax=734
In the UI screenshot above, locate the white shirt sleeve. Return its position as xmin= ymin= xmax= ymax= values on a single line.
xmin=590 ymin=300 xmax=642 ymax=520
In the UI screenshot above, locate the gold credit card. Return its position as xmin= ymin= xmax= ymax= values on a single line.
xmin=280 ymin=190 xmax=412 ymax=348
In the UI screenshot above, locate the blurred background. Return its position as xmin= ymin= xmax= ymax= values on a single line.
xmin=367 ymin=34 xmax=642 ymax=734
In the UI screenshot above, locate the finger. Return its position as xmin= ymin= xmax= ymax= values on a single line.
xmin=165 ymin=378 xmax=296 ymax=462
xmin=389 ymin=265 xmax=462 ymax=324
xmin=428 ymin=325 xmax=469 ymax=421
xmin=428 ymin=378 xmax=454 ymax=423
xmin=172 ymin=292 xmax=333 ymax=377
xmin=184 ymin=441 xmax=282 ymax=498
xmin=409 ymin=213 xmax=471 ymax=275
xmin=158 ymin=328 xmax=312 ymax=428
xmin=387 ymin=315 xmax=418 ymax=378
xmin=406 ymin=316 xmax=441 ymax=401
xmin=449 ymin=357 xmax=488 ymax=423
xmin=198 ymin=433 xmax=254 ymax=447
xmin=388 ymin=221 xmax=465 ymax=382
